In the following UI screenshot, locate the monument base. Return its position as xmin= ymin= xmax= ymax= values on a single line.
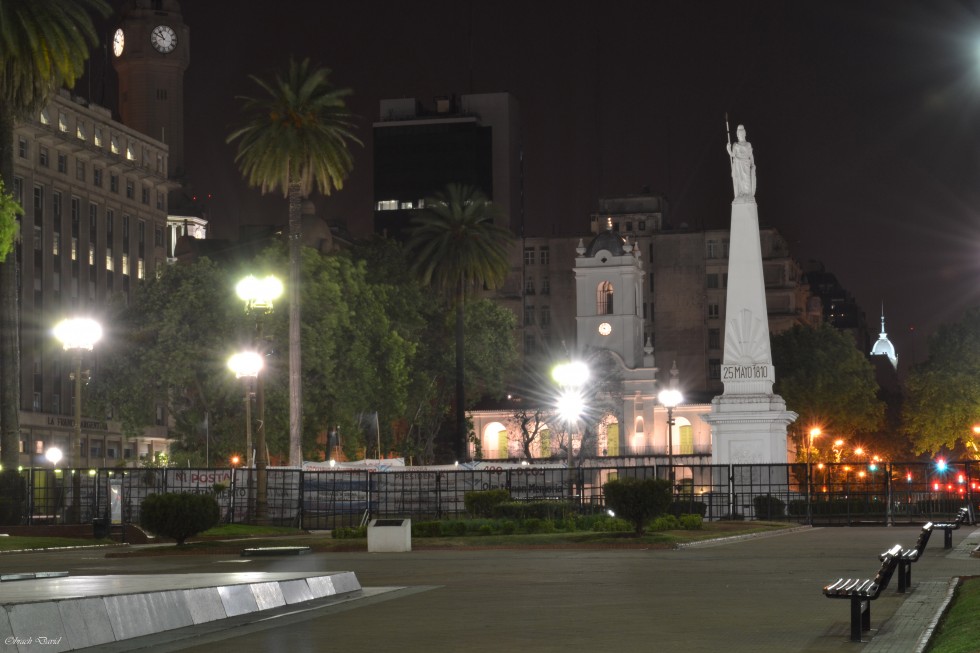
xmin=702 ymin=393 xmax=796 ymax=465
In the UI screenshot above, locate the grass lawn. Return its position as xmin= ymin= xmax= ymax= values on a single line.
xmin=0 ymin=535 xmax=117 ymax=552
xmin=926 ymin=576 xmax=980 ymax=653
xmin=102 ymin=520 xmax=799 ymax=556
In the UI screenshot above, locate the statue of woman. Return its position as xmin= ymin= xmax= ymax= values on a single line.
xmin=726 ymin=124 xmax=756 ymax=199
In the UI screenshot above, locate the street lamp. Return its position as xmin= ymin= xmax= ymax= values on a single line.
xmin=228 ymin=351 xmax=262 ymax=467
xmin=658 ymin=388 xmax=683 ymax=489
xmin=552 ymin=360 xmax=590 ymax=502
xmin=236 ymin=274 xmax=282 ymax=525
xmin=806 ymin=427 xmax=821 ymax=525
xmin=54 ymin=317 xmax=101 ymax=524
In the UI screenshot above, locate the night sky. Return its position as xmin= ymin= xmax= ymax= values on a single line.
xmin=87 ymin=1 xmax=980 ymax=368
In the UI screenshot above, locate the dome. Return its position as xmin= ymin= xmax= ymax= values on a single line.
xmin=869 ymin=310 xmax=897 ymax=370
xmin=584 ymin=229 xmax=627 ymax=258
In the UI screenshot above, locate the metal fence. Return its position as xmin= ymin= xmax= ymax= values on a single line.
xmin=9 ymin=460 xmax=979 ymax=530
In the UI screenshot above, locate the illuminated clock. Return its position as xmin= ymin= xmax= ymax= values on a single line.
xmin=150 ymin=25 xmax=177 ymax=53
xmin=112 ymin=28 xmax=125 ymax=57
xmin=598 ymin=322 xmax=612 ymax=336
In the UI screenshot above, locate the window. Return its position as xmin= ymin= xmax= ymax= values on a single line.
xmin=32 ymin=186 xmax=43 ymax=225
xmin=88 ymin=243 xmax=95 ymax=266
xmin=649 ymin=272 xmax=655 ymax=294
xmin=106 ymin=250 xmax=113 ymax=271
xmin=524 ymin=277 xmax=535 ymax=295
xmin=76 ymin=121 xmax=87 ymax=140
xmin=524 ymin=247 xmax=534 ymax=266
xmin=541 ymin=276 xmax=550 ymax=295
xmin=706 ymin=240 xmax=718 ymax=259
xmin=597 ymin=281 xmax=614 ymax=315
xmin=52 ymin=232 xmax=60 ymax=257
xmin=39 ymin=108 xmax=50 ymax=125
xmin=52 ymin=192 xmax=61 ymax=221
xmin=141 ymin=186 xmax=150 ymax=204
xmin=110 ymin=136 xmax=120 ymax=154
xmin=71 ymin=237 xmax=78 ymax=262
xmin=155 ymin=226 xmax=164 ymax=247
xmin=709 ymin=359 xmax=721 ymax=380
xmin=93 ymin=168 xmax=103 ymax=187
xmin=156 ymin=88 xmax=168 ymax=100
xmin=57 ymin=154 xmax=67 ymax=173
xmin=639 ymin=221 xmax=646 ymax=231
xmin=94 ymin=128 xmax=103 ymax=147
xmin=708 ymin=303 xmax=720 ymax=319
xmin=75 ymin=160 xmax=85 ymax=181
xmin=69 ymin=197 xmax=80 ymax=230
xmin=709 ymin=328 xmax=721 ymax=350
xmin=156 ymin=191 xmax=164 ymax=210
xmin=12 ymin=177 xmax=23 ymax=204
xmin=121 ymin=253 xmax=129 ymax=276
xmin=625 ymin=221 xmax=633 ymax=232
xmin=110 ymin=174 xmax=119 ymax=193
xmin=17 ymin=137 xmax=28 ymax=158
xmin=126 ymin=144 xmax=136 ymax=161
xmin=58 ymin=112 xmax=69 ymax=133
xmin=38 ymin=146 xmax=48 ymax=168
xmin=706 ymin=274 xmax=719 ymax=289
xmin=539 ymin=247 xmax=550 ymax=265
xmin=137 ymin=258 xmax=145 ymax=280
xmin=541 ymin=306 xmax=550 ymax=327
xmin=524 ymin=306 xmax=535 ymax=326
xmin=125 ymin=180 xmax=135 ymax=199
xmin=375 ymin=200 xmax=397 ymax=211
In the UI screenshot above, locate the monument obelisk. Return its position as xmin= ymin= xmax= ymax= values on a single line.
xmin=702 ymin=124 xmax=797 ymax=464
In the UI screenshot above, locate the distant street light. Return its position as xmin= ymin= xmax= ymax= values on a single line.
xmin=44 ymin=447 xmax=63 ymax=467
xmin=552 ymin=360 xmax=590 ymax=502
xmin=806 ymin=427 xmax=821 ymax=525
xmin=54 ymin=317 xmax=101 ymax=524
xmin=658 ymin=388 xmax=683 ymax=489
xmin=236 ymin=274 xmax=282 ymax=524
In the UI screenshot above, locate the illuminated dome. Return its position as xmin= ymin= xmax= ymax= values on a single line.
xmin=870 ymin=309 xmax=897 ymax=370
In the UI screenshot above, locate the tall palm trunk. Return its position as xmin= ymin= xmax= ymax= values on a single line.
xmin=455 ymin=279 xmax=466 ymax=461
xmin=287 ymin=177 xmax=303 ymax=466
xmin=0 ymin=109 xmax=21 ymax=468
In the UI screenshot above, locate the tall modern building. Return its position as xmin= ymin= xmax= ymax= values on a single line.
xmin=373 ymin=93 xmax=522 ymax=237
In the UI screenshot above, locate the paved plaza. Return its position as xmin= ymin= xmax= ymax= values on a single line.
xmin=0 ymin=525 xmax=977 ymax=652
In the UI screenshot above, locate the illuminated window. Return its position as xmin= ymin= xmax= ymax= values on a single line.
xmin=110 ymin=136 xmax=120 ymax=155
xmin=375 ymin=200 xmax=397 ymax=211
xmin=52 ymin=232 xmax=60 ymax=256
xmin=39 ymin=109 xmax=50 ymax=125
xmin=94 ymin=128 xmax=103 ymax=147
xmin=597 ymin=281 xmax=614 ymax=315
xmin=106 ymin=251 xmax=113 ymax=271
xmin=121 ymin=254 xmax=129 ymax=276
xmin=58 ymin=112 xmax=68 ymax=132
xmin=137 ymin=258 xmax=145 ymax=279
xmin=126 ymin=144 xmax=136 ymax=161
xmin=76 ymin=121 xmax=86 ymax=140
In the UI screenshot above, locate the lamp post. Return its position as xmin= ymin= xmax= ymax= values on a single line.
xmin=54 ymin=317 xmax=101 ymax=523
xmin=236 ymin=274 xmax=282 ymax=525
xmin=658 ymin=388 xmax=683 ymax=490
xmin=806 ymin=427 xmax=821 ymax=525
xmin=229 ymin=351 xmax=262 ymax=523
xmin=552 ymin=360 xmax=590 ymax=503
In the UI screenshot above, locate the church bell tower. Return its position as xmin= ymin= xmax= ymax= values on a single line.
xmin=111 ymin=0 xmax=190 ymax=181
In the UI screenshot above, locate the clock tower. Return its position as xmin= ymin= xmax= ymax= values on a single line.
xmin=111 ymin=0 xmax=190 ymax=181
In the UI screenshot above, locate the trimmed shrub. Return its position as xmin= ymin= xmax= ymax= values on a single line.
xmin=464 ymin=489 xmax=511 ymax=517
xmin=0 ymin=471 xmax=26 ymax=526
xmin=441 ymin=520 xmax=468 ymax=537
xmin=753 ymin=494 xmax=785 ymax=519
xmin=139 ymin=492 xmax=220 ymax=545
xmin=492 ymin=500 xmax=574 ymax=520
xmin=478 ymin=524 xmax=493 ymax=536
xmin=412 ymin=521 xmax=442 ymax=538
xmin=679 ymin=514 xmax=703 ymax=530
xmin=650 ymin=514 xmax=681 ymax=531
xmin=787 ymin=499 xmax=807 ymax=517
xmin=603 ymin=477 xmax=672 ymax=535
xmin=500 ymin=520 xmax=517 ymax=535
xmin=590 ymin=516 xmax=633 ymax=533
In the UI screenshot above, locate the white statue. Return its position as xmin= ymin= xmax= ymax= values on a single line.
xmin=726 ymin=124 xmax=756 ymax=199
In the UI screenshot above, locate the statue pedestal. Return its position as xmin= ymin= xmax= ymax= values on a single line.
xmin=703 ymin=393 xmax=795 ymax=464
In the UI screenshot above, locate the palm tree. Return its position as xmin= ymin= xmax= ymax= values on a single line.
xmin=406 ymin=183 xmax=514 ymax=461
xmin=0 ymin=0 xmax=108 ymax=468
xmin=227 ymin=58 xmax=360 ymax=466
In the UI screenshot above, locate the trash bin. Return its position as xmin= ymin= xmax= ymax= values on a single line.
xmin=92 ymin=517 xmax=109 ymax=539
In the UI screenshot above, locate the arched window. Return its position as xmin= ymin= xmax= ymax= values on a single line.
xmin=597 ymin=281 xmax=614 ymax=315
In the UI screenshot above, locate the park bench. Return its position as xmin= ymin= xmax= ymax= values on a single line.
xmin=934 ymin=507 xmax=969 ymax=549
xmin=882 ymin=522 xmax=931 ymax=593
xmin=823 ymin=544 xmax=902 ymax=642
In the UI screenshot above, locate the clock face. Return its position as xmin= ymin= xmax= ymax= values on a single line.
xmin=112 ymin=28 xmax=124 ymax=57
xmin=598 ymin=322 xmax=612 ymax=336
xmin=150 ymin=25 xmax=177 ymax=53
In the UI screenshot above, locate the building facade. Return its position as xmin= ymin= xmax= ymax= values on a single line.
xmin=11 ymin=91 xmax=173 ymax=467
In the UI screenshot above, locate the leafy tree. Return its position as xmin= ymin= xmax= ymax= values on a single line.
xmin=903 ymin=307 xmax=980 ymax=455
xmin=406 ymin=183 xmax=515 ymax=460
xmin=771 ymin=323 xmax=885 ymax=459
xmin=0 ymin=0 xmax=109 ymax=467
xmin=227 ymin=57 xmax=360 ymax=466
xmin=90 ymin=259 xmax=246 ymax=464
xmin=512 ymin=407 xmax=550 ymax=460
xmin=0 ymin=179 xmax=20 ymax=261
